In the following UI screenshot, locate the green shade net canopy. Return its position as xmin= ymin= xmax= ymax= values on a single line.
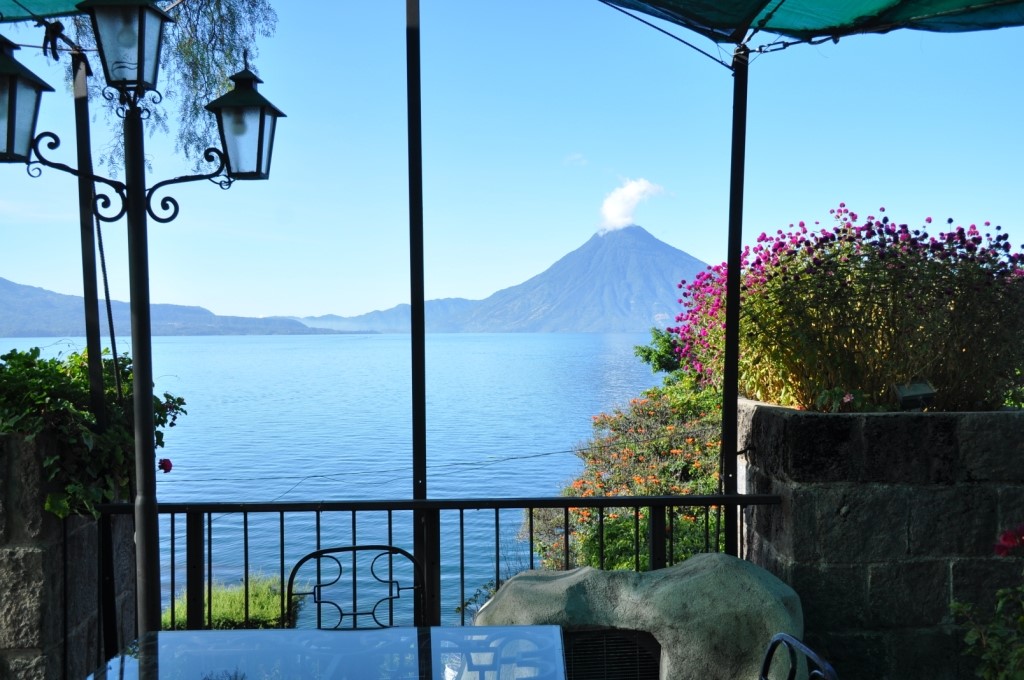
xmin=606 ymin=0 xmax=1024 ymax=42
xmin=0 ymin=0 xmax=81 ymax=21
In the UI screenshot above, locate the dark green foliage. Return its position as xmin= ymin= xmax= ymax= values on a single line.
xmin=634 ymin=327 xmax=681 ymax=375
xmin=0 ymin=347 xmax=185 ymax=517
xmin=953 ymin=583 xmax=1024 ymax=678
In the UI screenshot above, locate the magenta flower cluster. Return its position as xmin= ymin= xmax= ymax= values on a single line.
xmin=667 ymin=203 xmax=1024 ymax=410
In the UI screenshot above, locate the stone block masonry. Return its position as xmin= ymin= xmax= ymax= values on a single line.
xmin=0 ymin=435 xmax=135 ymax=680
xmin=739 ymin=400 xmax=1024 ymax=680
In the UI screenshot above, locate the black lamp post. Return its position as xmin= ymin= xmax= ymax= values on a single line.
xmin=76 ymin=0 xmax=174 ymax=638
xmin=1 ymin=2 xmax=283 ymax=636
xmin=78 ymin=0 xmax=284 ymax=635
xmin=0 ymin=35 xmax=54 ymax=162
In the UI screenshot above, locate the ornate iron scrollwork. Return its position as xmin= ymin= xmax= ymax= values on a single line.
xmin=287 ymin=545 xmax=424 ymax=629
xmin=145 ymin=147 xmax=233 ymax=224
xmin=29 ymin=131 xmax=128 ymax=223
xmin=27 ymin=131 xmax=235 ymax=225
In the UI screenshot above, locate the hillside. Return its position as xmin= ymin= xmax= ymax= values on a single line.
xmin=1 ymin=225 xmax=707 ymax=335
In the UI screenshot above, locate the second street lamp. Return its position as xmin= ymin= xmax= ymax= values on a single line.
xmin=206 ymin=66 xmax=285 ymax=180
xmin=0 ymin=35 xmax=54 ymax=163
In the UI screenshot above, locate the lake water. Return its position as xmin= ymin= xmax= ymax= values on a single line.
xmin=5 ymin=333 xmax=661 ymax=501
xmin=4 ymin=333 xmax=663 ymax=620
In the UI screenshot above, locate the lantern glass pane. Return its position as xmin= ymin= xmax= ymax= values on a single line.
xmin=93 ymin=6 xmax=141 ymax=85
xmin=140 ymin=5 xmax=164 ymax=87
xmin=222 ymin=106 xmax=261 ymax=175
xmin=12 ymin=80 xmax=40 ymax=158
xmin=0 ymin=81 xmax=10 ymax=154
xmin=259 ymin=114 xmax=276 ymax=176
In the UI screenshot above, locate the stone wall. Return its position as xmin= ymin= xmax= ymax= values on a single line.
xmin=0 ymin=434 xmax=135 ymax=680
xmin=738 ymin=399 xmax=1024 ymax=679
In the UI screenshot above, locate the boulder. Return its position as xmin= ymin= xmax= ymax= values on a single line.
xmin=474 ymin=553 xmax=802 ymax=680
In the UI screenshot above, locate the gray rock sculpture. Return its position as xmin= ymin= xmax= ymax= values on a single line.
xmin=474 ymin=552 xmax=803 ymax=680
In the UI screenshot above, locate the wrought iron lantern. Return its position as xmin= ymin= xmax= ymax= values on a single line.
xmin=0 ymin=35 xmax=54 ymax=163
xmin=75 ymin=0 xmax=173 ymax=95
xmin=205 ymin=67 xmax=286 ymax=180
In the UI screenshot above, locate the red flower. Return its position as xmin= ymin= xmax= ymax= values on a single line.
xmin=994 ymin=524 xmax=1024 ymax=557
xmin=157 ymin=458 xmax=173 ymax=474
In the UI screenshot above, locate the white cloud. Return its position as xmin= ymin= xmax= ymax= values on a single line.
xmin=599 ymin=178 xmax=663 ymax=231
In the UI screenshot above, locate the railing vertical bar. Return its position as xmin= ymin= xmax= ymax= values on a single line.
xmin=633 ymin=507 xmax=641 ymax=572
xmin=278 ymin=511 xmax=286 ymax=627
xmin=315 ymin=510 xmax=322 ymax=629
xmin=459 ymin=510 xmax=466 ymax=626
xmin=493 ymin=508 xmax=501 ymax=592
xmin=351 ymin=510 xmax=359 ymax=628
xmin=598 ymin=507 xmax=606 ymax=570
xmin=667 ymin=507 xmax=675 ymax=565
xmin=740 ymin=503 xmax=747 ymax=559
xmin=168 ymin=513 xmax=176 ymax=628
xmin=206 ymin=513 xmax=213 ymax=629
xmin=704 ymin=505 xmax=712 ymax=552
xmin=718 ymin=504 xmax=724 ymax=552
xmin=243 ymin=512 xmax=251 ymax=625
xmin=527 ymin=508 xmax=536 ymax=570
xmin=649 ymin=503 xmax=667 ymax=570
xmin=185 ymin=510 xmax=205 ymax=630
xmin=563 ymin=507 xmax=570 ymax=570
xmin=387 ymin=510 xmax=395 ymax=626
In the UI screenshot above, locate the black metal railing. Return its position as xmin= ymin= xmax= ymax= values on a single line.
xmin=100 ymin=494 xmax=779 ymax=630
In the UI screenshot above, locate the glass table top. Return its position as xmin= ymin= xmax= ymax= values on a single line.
xmin=89 ymin=626 xmax=565 ymax=680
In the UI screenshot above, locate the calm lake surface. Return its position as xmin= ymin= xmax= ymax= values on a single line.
xmin=6 ymin=333 xmax=661 ymax=500
xmin=5 ymin=333 xmax=662 ymax=618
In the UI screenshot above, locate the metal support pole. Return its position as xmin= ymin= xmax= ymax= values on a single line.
xmin=124 ymin=103 xmax=160 ymax=635
xmin=407 ymin=0 xmax=439 ymax=625
xmin=71 ymin=51 xmax=105 ymax=428
xmin=722 ymin=45 xmax=748 ymax=556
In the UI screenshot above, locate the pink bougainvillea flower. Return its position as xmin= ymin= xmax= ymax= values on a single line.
xmin=842 ymin=393 xmax=854 ymax=404
xmin=158 ymin=458 xmax=173 ymax=474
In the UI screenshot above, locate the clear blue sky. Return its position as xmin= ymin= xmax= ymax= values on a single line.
xmin=2 ymin=2 xmax=1022 ymax=318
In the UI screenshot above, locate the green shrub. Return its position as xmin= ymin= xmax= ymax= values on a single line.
xmin=162 ymin=575 xmax=300 ymax=629
xmin=953 ymin=525 xmax=1024 ymax=678
xmin=532 ymin=379 xmax=722 ymax=570
xmin=670 ymin=205 xmax=1024 ymax=411
xmin=0 ymin=347 xmax=185 ymax=517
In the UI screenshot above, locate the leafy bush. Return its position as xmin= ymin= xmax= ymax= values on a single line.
xmin=162 ymin=575 xmax=299 ymax=629
xmin=953 ymin=525 xmax=1024 ymax=678
xmin=531 ymin=379 xmax=723 ymax=570
xmin=670 ymin=205 xmax=1024 ymax=411
xmin=0 ymin=347 xmax=185 ymax=517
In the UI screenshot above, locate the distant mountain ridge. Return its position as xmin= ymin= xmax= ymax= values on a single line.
xmin=1 ymin=226 xmax=707 ymax=336
xmin=0 ymin=278 xmax=337 ymax=337
xmin=300 ymin=226 xmax=706 ymax=333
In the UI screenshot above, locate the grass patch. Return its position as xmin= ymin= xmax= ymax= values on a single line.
xmin=161 ymin=574 xmax=300 ymax=629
